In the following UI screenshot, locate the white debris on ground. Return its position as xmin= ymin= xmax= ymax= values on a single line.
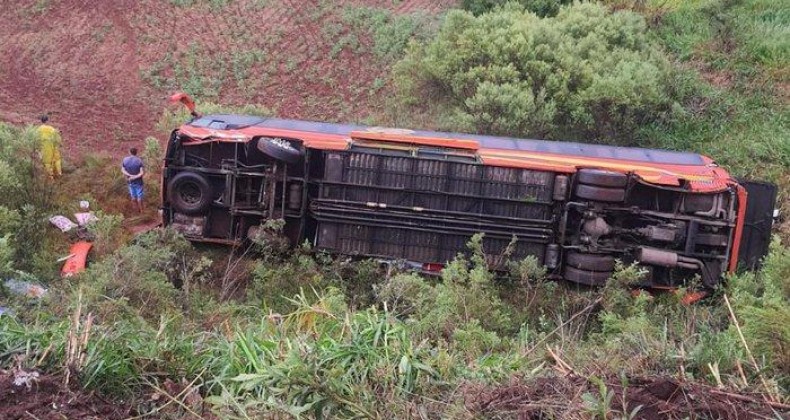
xmin=12 ymin=369 xmax=40 ymax=389
xmin=74 ymin=212 xmax=98 ymax=227
xmin=49 ymin=215 xmax=78 ymax=232
xmin=4 ymin=279 xmax=47 ymax=298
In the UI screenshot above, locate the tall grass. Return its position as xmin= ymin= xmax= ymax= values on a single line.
xmin=2 ymin=235 xmax=789 ymax=414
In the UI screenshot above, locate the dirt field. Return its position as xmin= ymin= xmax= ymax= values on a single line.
xmin=0 ymin=0 xmax=454 ymax=159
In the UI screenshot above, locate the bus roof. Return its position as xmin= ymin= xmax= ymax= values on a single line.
xmin=189 ymin=114 xmax=707 ymax=166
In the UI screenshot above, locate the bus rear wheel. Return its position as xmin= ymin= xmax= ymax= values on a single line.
xmin=574 ymin=169 xmax=628 ymax=202
xmin=576 ymin=169 xmax=628 ymax=188
xmin=168 ymin=171 xmax=213 ymax=215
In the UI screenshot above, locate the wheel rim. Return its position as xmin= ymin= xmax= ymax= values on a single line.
xmin=178 ymin=182 xmax=202 ymax=205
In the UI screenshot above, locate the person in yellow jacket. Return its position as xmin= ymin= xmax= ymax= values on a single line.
xmin=37 ymin=115 xmax=62 ymax=179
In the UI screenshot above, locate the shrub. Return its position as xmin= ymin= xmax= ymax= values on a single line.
xmin=342 ymin=7 xmax=434 ymax=59
xmin=141 ymin=136 xmax=162 ymax=169
xmin=248 ymin=242 xmax=332 ymax=313
xmin=77 ymin=228 xmax=204 ymax=322
xmin=377 ymin=234 xmax=511 ymax=345
xmin=395 ymin=3 xmax=678 ymax=144
xmin=462 ymin=0 xmax=571 ymax=17
xmin=508 ymin=255 xmax=547 ymax=283
xmin=85 ymin=211 xmax=124 ymax=257
xmin=0 ymin=124 xmax=59 ymax=276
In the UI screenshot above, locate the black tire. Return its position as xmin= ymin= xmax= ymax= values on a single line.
xmin=563 ymin=266 xmax=611 ymax=286
xmin=576 ymin=169 xmax=628 ymax=188
xmin=167 ymin=171 xmax=213 ymax=215
xmin=256 ymin=137 xmax=303 ymax=165
xmin=575 ymin=184 xmax=626 ymax=202
xmin=566 ymin=252 xmax=616 ymax=272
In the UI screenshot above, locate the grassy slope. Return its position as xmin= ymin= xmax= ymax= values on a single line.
xmin=0 ymin=0 xmax=788 ymax=418
xmin=644 ymin=0 xmax=789 ymax=193
xmin=646 ymin=0 xmax=789 ymax=239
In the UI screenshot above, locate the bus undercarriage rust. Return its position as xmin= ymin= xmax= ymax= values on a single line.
xmin=162 ymin=94 xmax=777 ymax=289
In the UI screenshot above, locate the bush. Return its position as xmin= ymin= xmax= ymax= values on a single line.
xmin=85 ymin=211 xmax=124 ymax=257
xmin=77 ymin=228 xmax=205 ymax=322
xmin=0 ymin=124 xmax=59 ymax=277
xmin=248 ymin=244 xmax=329 ymax=314
xmin=378 ymin=234 xmax=511 ymax=347
xmin=462 ymin=0 xmax=571 ymax=17
xmin=342 ymin=7 xmax=434 ymax=59
xmin=395 ymin=3 xmax=678 ymax=144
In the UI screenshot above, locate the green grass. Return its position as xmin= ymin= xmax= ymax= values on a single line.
xmin=733 ymin=0 xmax=790 ymax=69
xmin=169 ymin=0 xmax=232 ymax=10
xmin=637 ymin=0 xmax=790 ymax=215
xmin=341 ymin=6 xmax=436 ymax=60
xmin=2 ymin=233 xmax=788 ymax=415
xmin=2 ymin=0 xmax=790 ymax=416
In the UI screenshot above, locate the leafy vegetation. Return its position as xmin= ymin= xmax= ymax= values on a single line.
xmin=462 ymin=0 xmax=572 ymax=17
xmin=1 ymin=0 xmax=789 ymax=417
xmin=340 ymin=6 xmax=436 ymax=60
xmin=0 ymin=124 xmax=60 ymax=278
xmin=393 ymin=0 xmax=788 ymax=216
xmin=2 ymin=226 xmax=788 ymax=416
xmin=395 ymin=3 xmax=679 ymax=143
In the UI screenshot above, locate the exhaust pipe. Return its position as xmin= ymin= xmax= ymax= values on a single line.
xmin=636 ymin=247 xmax=678 ymax=267
xmin=636 ymin=247 xmax=716 ymax=287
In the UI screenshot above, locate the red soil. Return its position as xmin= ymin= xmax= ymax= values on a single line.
xmin=0 ymin=0 xmax=454 ymax=160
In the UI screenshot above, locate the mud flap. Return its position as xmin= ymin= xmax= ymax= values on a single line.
xmin=737 ymin=180 xmax=777 ymax=270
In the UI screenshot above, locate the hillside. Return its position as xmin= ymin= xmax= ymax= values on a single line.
xmin=0 ymin=0 xmax=452 ymax=157
xmin=0 ymin=0 xmax=788 ymax=418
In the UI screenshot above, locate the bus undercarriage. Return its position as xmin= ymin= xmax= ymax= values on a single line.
xmin=162 ymin=125 xmax=776 ymax=289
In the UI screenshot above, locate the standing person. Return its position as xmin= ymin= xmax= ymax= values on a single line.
xmin=121 ymin=147 xmax=145 ymax=213
xmin=37 ymin=114 xmax=62 ymax=179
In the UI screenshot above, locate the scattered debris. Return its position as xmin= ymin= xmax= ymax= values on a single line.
xmin=61 ymin=242 xmax=93 ymax=278
xmin=57 ymin=253 xmax=76 ymax=263
xmin=12 ymin=369 xmax=40 ymax=390
xmin=3 ymin=278 xmax=47 ymax=298
xmin=74 ymin=212 xmax=98 ymax=227
xmin=49 ymin=215 xmax=77 ymax=232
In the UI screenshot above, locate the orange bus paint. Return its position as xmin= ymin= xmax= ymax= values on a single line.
xmin=728 ymin=185 xmax=748 ymax=273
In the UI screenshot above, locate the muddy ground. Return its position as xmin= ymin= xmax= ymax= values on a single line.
xmin=466 ymin=375 xmax=789 ymax=419
xmin=0 ymin=370 xmax=128 ymax=420
xmin=3 ymin=369 xmax=787 ymax=419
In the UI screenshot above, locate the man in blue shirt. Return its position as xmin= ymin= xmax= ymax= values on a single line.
xmin=121 ymin=147 xmax=145 ymax=213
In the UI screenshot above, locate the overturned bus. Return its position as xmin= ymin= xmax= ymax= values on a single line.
xmin=162 ymin=93 xmax=777 ymax=288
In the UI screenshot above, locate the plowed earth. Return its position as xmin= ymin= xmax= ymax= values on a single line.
xmin=0 ymin=0 xmax=455 ymax=158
